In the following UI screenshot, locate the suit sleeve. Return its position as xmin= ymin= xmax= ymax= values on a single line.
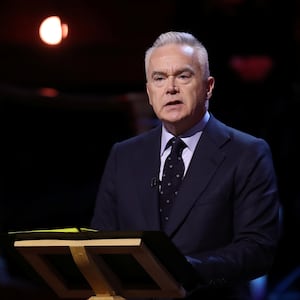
xmin=185 ymin=138 xmax=281 ymax=287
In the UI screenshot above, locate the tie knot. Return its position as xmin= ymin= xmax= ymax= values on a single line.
xmin=168 ymin=137 xmax=186 ymax=155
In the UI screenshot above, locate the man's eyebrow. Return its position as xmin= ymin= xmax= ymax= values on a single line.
xmin=151 ymin=68 xmax=194 ymax=77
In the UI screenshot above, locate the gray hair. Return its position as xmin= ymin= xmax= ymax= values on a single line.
xmin=145 ymin=31 xmax=211 ymax=79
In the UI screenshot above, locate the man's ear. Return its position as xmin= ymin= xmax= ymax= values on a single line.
xmin=146 ymin=83 xmax=153 ymax=106
xmin=206 ymin=76 xmax=215 ymax=99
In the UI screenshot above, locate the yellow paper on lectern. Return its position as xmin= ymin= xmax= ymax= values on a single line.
xmin=8 ymin=227 xmax=97 ymax=235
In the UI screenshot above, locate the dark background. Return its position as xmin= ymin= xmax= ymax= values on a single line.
xmin=1 ymin=0 xmax=300 ymax=299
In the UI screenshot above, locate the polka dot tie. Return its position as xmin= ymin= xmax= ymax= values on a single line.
xmin=159 ymin=137 xmax=187 ymax=228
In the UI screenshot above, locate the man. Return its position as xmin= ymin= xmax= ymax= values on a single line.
xmin=91 ymin=31 xmax=280 ymax=299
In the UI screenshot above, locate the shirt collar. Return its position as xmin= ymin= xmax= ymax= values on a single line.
xmin=160 ymin=111 xmax=210 ymax=155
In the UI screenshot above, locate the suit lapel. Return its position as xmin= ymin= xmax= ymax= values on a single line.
xmin=164 ymin=117 xmax=230 ymax=236
xmin=133 ymin=126 xmax=162 ymax=230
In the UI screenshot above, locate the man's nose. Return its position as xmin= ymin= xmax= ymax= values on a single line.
xmin=166 ymin=76 xmax=178 ymax=93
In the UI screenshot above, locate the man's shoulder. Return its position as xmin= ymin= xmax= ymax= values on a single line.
xmin=115 ymin=125 xmax=161 ymax=148
xmin=207 ymin=114 xmax=269 ymax=147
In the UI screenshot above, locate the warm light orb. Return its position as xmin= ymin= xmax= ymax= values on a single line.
xmin=39 ymin=16 xmax=68 ymax=45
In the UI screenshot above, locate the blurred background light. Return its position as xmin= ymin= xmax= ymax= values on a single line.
xmin=39 ymin=16 xmax=68 ymax=45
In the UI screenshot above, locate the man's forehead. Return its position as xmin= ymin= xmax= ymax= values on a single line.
xmin=149 ymin=45 xmax=196 ymax=70
xmin=150 ymin=44 xmax=195 ymax=64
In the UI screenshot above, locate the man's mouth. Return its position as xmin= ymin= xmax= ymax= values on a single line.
xmin=166 ymin=100 xmax=182 ymax=106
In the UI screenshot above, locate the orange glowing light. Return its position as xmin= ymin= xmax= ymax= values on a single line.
xmin=39 ymin=16 xmax=68 ymax=45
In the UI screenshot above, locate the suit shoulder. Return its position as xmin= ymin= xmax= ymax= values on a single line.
xmin=208 ymin=115 xmax=271 ymax=150
xmin=113 ymin=125 xmax=161 ymax=149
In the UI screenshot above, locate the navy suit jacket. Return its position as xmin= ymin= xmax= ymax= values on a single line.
xmin=91 ymin=114 xmax=280 ymax=300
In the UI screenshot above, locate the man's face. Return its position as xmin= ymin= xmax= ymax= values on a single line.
xmin=146 ymin=44 xmax=214 ymax=134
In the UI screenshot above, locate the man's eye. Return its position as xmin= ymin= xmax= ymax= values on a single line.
xmin=153 ymin=76 xmax=164 ymax=81
xmin=178 ymin=73 xmax=191 ymax=79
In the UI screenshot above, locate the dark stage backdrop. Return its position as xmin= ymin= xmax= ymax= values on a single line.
xmin=2 ymin=91 xmax=136 ymax=232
